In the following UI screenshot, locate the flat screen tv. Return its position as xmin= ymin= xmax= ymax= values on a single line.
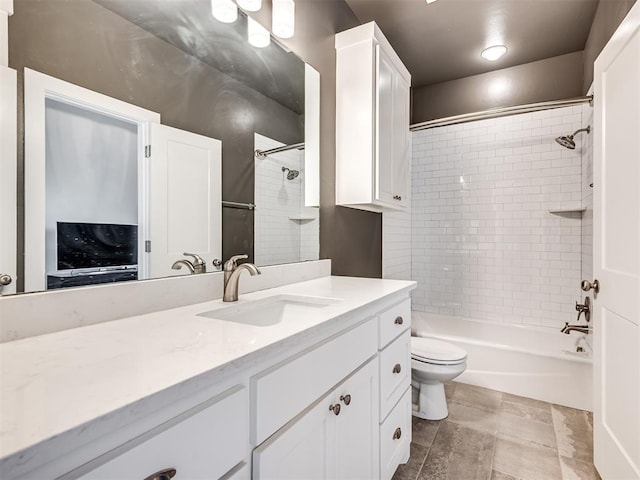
xmin=57 ymin=222 xmax=138 ymax=270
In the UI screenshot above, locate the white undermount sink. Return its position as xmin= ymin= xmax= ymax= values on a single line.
xmin=197 ymin=294 xmax=342 ymax=327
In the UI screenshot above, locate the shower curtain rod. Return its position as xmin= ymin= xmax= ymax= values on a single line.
xmin=410 ymin=96 xmax=593 ymax=132
xmin=222 ymin=201 xmax=256 ymax=211
xmin=254 ymin=142 xmax=305 ymax=160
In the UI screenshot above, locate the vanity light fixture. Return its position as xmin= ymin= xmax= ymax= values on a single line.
xmin=237 ymin=0 xmax=261 ymax=11
xmin=211 ymin=0 xmax=238 ymax=23
xmin=481 ymin=45 xmax=508 ymax=61
xmin=248 ymin=17 xmax=270 ymax=48
xmin=272 ymin=0 xmax=295 ymax=38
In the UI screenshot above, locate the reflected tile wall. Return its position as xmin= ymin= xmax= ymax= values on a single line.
xmin=410 ymin=106 xmax=586 ymax=328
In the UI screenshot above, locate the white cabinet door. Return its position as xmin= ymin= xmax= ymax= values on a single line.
xmin=593 ymin=2 xmax=640 ymax=478
xmin=253 ymin=393 xmax=335 ymax=480
xmin=392 ymin=71 xmax=410 ymax=208
xmin=148 ymin=124 xmax=221 ymax=279
xmin=335 ymin=359 xmax=379 ymax=480
xmin=0 ymin=65 xmax=16 ymax=295
xmin=375 ymin=44 xmax=396 ymax=207
xmin=375 ymin=44 xmax=409 ymax=210
xmin=254 ymin=359 xmax=379 ymax=480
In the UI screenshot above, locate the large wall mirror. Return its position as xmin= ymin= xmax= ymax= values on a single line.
xmin=3 ymin=0 xmax=320 ymax=295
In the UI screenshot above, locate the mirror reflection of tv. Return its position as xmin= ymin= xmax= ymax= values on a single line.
xmin=57 ymin=222 xmax=138 ymax=270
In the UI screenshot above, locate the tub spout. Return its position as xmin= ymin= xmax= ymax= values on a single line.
xmin=561 ymin=322 xmax=591 ymax=335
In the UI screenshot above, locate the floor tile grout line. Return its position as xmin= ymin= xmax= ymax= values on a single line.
xmin=486 ymin=392 xmax=503 ymax=479
xmin=413 ymin=420 xmax=441 ymax=480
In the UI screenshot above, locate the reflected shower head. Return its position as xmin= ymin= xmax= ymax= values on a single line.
xmin=282 ymin=166 xmax=299 ymax=180
xmin=555 ymin=125 xmax=591 ymax=150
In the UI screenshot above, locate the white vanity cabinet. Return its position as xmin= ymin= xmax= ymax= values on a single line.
xmin=335 ymin=22 xmax=411 ymax=213
xmin=2 ymin=278 xmax=415 ymax=480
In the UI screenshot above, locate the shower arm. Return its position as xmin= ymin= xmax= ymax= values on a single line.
xmin=571 ymin=126 xmax=591 ymax=137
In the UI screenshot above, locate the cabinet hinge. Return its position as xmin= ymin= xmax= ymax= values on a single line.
xmin=145 ymin=240 xmax=151 ymax=253
xmin=145 ymin=145 xmax=151 ymax=158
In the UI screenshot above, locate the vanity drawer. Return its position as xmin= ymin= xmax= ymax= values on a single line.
xmin=379 ymin=330 xmax=411 ymax=421
xmin=380 ymin=387 xmax=411 ymax=480
xmin=76 ymin=386 xmax=248 ymax=480
xmin=252 ymin=318 xmax=377 ymax=444
xmin=378 ymin=299 xmax=411 ymax=349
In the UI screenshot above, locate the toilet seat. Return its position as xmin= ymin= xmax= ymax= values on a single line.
xmin=411 ymin=337 xmax=467 ymax=366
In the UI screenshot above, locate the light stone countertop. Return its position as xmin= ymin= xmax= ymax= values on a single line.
xmin=0 ymin=275 xmax=415 ymax=475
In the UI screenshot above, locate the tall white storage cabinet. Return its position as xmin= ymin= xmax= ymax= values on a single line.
xmin=335 ymin=22 xmax=411 ymax=212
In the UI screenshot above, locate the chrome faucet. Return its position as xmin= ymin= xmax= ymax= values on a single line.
xmin=561 ymin=323 xmax=591 ymax=335
xmin=223 ymin=254 xmax=261 ymax=302
xmin=171 ymin=252 xmax=207 ymax=274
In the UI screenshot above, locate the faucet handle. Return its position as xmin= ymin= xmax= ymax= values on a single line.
xmin=183 ymin=252 xmax=205 ymax=266
xmin=224 ymin=254 xmax=249 ymax=271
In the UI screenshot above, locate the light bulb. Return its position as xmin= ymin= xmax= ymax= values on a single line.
xmin=248 ymin=17 xmax=270 ymax=48
xmin=481 ymin=45 xmax=508 ymax=61
xmin=272 ymin=0 xmax=294 ymax=39
xmin=237 ymin=0 xmax=261 ymax=11
xmin=211 ymin=0 xmax=238 ymax=23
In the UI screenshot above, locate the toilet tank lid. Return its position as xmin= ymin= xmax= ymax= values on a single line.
xmin=411 ymin=336 xmax=467 ymax=362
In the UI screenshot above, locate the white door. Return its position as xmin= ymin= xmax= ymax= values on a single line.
xmin=392 ymin=72 xmax=410 ymax=209
xmin=593 ymin=2 xmax=640 ymax=478
xmin=148 ymin=124 xmax=222 ymax=279
xmin=334 ymin=360 xmax=379 ymax=480
xmin=0 ymin=65 xmax=16 ymax=295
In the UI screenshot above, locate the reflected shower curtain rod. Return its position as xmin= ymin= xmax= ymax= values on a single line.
xmin=222 ymin=201 xmax=256 ymax=211
xmin=254 ymin=142 xmax=305 ymax=160
xmin=410 ymin=95 xmax=593 ymax=132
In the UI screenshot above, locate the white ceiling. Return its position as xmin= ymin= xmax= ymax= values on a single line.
xmin=344 ymin=0 xmax=600 ymax=87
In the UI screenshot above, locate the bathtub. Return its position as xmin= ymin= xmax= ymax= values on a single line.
xmin=412 ymin=312 xmax=593 ymax=411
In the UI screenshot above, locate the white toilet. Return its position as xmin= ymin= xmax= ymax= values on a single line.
xmin=411 ymin=336 xmax=467 ymax=420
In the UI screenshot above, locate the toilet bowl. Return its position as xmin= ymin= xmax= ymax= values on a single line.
xmin=411 ymin=336 xmax=467 ymax=420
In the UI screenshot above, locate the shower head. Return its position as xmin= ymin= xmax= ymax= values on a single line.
xmin=282 ymin=166 xmax=300 ymax=180
xmin=555 ymin=125 xmax=591 ymax=150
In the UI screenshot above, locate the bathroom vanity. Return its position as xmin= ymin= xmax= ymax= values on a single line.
xmin=0 ymin=275 xmax=415 ymax=480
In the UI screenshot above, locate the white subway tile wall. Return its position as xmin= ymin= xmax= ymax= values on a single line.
xmin=405 ymin=106 xmax=590 ymax=328
xmin=254 ymin=133 xmax=319 ymax=266
xmin=383 ymin=161 xmax=412 ymax=280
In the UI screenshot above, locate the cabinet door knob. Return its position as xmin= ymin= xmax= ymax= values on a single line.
xmin=329 ymin=403 xmax=341 ymax=415
xmin=393 ymin=427 xmax=402 ymax=440
xmin=394 ymin=316 xmax=403 ymax=325
xmin=340 ymin=394 xmax=352 ymax=406
xmin=144 ymin=468 xmax=177 ymax=480
xmin=392 ymin=363 xmax=402 ymax=374
xmin=0 ymin=274 xmax=12 ymax=286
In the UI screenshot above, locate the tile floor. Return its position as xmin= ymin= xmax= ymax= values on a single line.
xmin=393 ymin=382 xmax=600 ymax=480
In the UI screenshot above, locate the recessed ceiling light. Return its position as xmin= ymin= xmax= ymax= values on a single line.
xmin=426 ymin=0 xmax=437 ymax=3
xmin=481 ymin=45 xmax=507 ymax=61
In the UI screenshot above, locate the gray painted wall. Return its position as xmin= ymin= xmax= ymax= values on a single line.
xmin=251 ymin=0 xmax=382 ymax=278
xmin=412 ymin=51 xmax=584 ymax=124
xmin=10 ymin=0 xmax=304 ymax=288
xmin=583 ymin=0 xmax=637 ymax=91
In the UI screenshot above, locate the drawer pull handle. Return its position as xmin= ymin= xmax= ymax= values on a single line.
xmin=394 ymin=316 xmax=403 ymax=325
xmin=393 ymin=427 xmax=402 ymax=440
xmin=329 ymin=403 xmax=341 ymax=415
xmin=340 ymin=394 xmax=352 ymax=406
xmin=392 ymin=363 xmax=402 ymax=374
xmin=144 ymin=468 xmax=177 ymax=480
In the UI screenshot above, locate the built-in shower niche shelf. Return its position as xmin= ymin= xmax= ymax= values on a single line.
xmin=548 ymin=206 xmax=586 ymax=215
xmin=289 ymin=215 xmax=317 ymax=222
